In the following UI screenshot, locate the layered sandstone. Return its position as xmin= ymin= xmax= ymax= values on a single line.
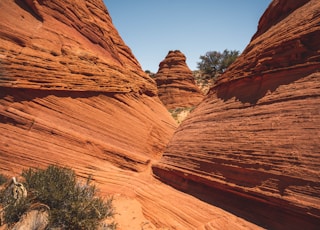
xmin=0 ymin=0 xmax=155 ymax=94
xmin=0 ymin=0 xmax=261 ymax=229
xmin=0 ymin=0 xmax=178 ymax=171
xmin=154 ymin=50 xmax=204 ymax=110
xmin=153 ymin=0 xmax=320 ymax=229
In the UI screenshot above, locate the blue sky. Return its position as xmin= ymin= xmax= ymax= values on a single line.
xmin=104 ymin=1 xmax=272 ymax=72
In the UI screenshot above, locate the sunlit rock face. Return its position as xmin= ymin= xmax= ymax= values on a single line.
xmin=0 ymin=0 xmax=177 ymax=174
xmin=154 ymin=50 xmax=204 ymax=110
xmin=0 ymin=0 xmax=318 ymax=229
xmin=153 ymin=0 xmax=320 ymax=229
xmin=0 ymin=0 xmax=156 ymax=93
xmin=0 ymin=2 xmax=262 ymax=229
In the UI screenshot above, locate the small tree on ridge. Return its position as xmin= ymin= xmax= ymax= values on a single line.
xmin=197 ymin=49 xmax=240 ymax=81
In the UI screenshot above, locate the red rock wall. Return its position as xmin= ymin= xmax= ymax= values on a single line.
xmin=154 ymin=50 xmax=204 ymax=109
xmin=153 ymin=0 xmax=320 ymax=229
xmin=0 ymin=0 xmax=176 ymax=174
xmin=0 ymin=0 xmax=155 ymax=94
xmin=0 ymin=1 xmax=267 ymax=229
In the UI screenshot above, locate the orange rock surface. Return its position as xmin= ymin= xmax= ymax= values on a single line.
xmin=0 ymin=0 xmax=176 ymax=172
xmin=0 ymin=0 xmax=261 ymax=229
xmin=0 ymin=0 xmax=155 ymax=94
xmin=153 ymin=0 xmax=320 ymax=229
xmin=154 ymin=50 xmax=204 ymax=110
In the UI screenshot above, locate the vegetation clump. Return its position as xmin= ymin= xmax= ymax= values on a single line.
xmin=0 ymin=174 xmax=8 ymax=185
xmin=197 ymin=49 xmax=240 ymax=82
xmin=0 ymin=165 xmax=116 ymax=229
xmin=169 ymin=106 xmax=195 ymax=124
xmin=145 ymin=70 xmax=156 ymax=78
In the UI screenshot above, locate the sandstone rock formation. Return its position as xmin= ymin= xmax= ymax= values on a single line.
xmin=0 ymin=0 xmax=177 ymax=172
xmin=154 ymin=50 xmax=204 ymax=110
xmin=153 ymin=0 xmax=320 ymax=229
xmin=0 ymin=0 xmax=154 ymax=94
xmin=0 ymin=0 xmax=260 ymax=229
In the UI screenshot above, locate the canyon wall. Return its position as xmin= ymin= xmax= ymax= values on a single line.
xmin=153 ymin=0 xmax=320 ymax=229
xmin=154 ymin=50 xmax=204 ymax=110
xmin=2 ymin=0 xmax=319 ymax=229
xmin=0 ymin=0 xmax=177 ymax=174
xmin=0 ymin=1 xmax=262 ymax=229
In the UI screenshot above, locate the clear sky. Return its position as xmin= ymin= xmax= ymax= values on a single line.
xmin=104 ymin=0 xmax=272 ymax=72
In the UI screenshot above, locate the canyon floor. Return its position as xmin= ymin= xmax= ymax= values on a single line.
xmin=91 ymin=162 xmax=262 ymax=230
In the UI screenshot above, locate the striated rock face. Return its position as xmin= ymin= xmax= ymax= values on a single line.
xmin=0 ymin=1 xmax=261 ymax=229
xmin=0 ymin=89 xmax=176 ymax=172
xmin=153 ymin=0 xmax=320 ymax=229
xmin=0 ymin=0 xmax=177 ymax=173
xmin=154 ymin=50 xmax=204 ymax=110
xmin=252 ymin=0 xmax=310 ymax=40
xmin=0 ymin=0 xmax=155 ymax=94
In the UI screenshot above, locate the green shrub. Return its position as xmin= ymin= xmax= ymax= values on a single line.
xmin=0 ymin=173 xmax=8 ymax=185
xmin=0 ymin=176 xmax=30 ymax=225
xmin=197 ymin=49 xmax=240 ymax=81
xmin=0 ymin=165 xmax=116 ymax=229
xmin=2 ymin=197 xmax=30 ymax=224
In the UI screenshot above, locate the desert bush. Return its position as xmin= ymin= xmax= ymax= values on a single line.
xmin=145 ymin=70 xmax=156 ymax=78
xmin=0 ymin=165 xmax=116 ymax=229
xmin=0 ymin=174 xmax=8 ymax=185
xmin=1 ymin=196 xmax=30 ymax=224
xmin=197 ymin=49 xmax=240 ymax=81
xmin=169 ymin=106 xmax=195 ymax=124
xmin=0 ymin=175 xmax=30 ymax=225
